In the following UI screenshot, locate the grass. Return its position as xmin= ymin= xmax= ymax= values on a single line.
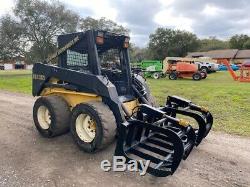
xmin=147 ymin=72 xmax=250 ymax=136
xmin=0 ymin=70 xmax=32 ymax=94
xmin=0 ymin=70 xmax=249 ymax=136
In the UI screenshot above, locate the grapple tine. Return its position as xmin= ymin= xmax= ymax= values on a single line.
xmin=182 ymin=126 xmax=196 ymax=159
xmin=204 ymin=112 xmax=213 ymax=137
xmin=165 ymin=95 xmax=213 ymax=145
xmin=139 ymin=104 xmax=197 ymax=159
xmin=115 ymin=120 xmax=184 ymax=177
xmin=171 ymin=109 xmax=207 ymax=145
xmin=164 ymin=124 xmax=196 ymax=159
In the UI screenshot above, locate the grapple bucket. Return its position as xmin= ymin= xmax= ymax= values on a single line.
xmin=115 ymin=105 xmax=196 ymax=177
xmin=164 ymin=96 xmax=213 ymax=145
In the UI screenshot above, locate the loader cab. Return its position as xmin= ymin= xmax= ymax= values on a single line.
xmin=57 ymin=30 xmax=132 ymax=96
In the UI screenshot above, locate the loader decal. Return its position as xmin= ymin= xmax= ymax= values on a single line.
xmin=33 ymin=74 xmax=46 ymax=81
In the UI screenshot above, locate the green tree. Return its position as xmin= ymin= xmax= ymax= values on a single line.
xmin=148 ymin=28 xmax=200 ymax=59
xmin=199 ymin=37 xmax=229 ymax=51
xmin=0 ymin=15 xmax=25 ymax=60
xmin=79 ymin=17 xmax=129 ymax=35
xmin=243 ymin=38 xmax=250 ymax=49
xmin=229 ymin=34 xmax=249 ymax=49
xmin=129 ymin=44 xmax=150 ymax=62
xmin=0 ymin=0 xmax=80 ymax=62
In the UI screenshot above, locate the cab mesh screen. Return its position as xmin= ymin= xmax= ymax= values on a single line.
xmin=67 ymin=50 xmax=88 ymax=67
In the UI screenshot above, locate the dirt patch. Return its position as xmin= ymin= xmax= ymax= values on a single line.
xmin=0 ymin=90 xmax=249 ymax=187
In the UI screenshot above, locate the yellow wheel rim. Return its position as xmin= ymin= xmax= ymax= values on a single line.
xmin=75 ymin=114 xmax=96 ymax=142
xmin=37 ymin=106 xmax=51 ymax=130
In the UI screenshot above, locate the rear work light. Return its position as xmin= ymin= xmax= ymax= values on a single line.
xmin=96 ymin=32 xmax=104 ymax=45
xmin=123 ymin=37 xmax=130 ymax=48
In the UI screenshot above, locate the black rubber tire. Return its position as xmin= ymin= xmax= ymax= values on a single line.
xmin=134 ymin=74 xmax=158 ymax=107
xmin=152 ymin=72 xmax=160 ymax=79
xmin=70 ymin=101 xmax=117 ymax=153
xmin=200 ymin=66 xmax=208 ymax=73
xmin=169 ymin=72 xmax=178 ymax=80
xmin=146 ymin=93 xmax=158 ymax=107
xmin=201 ymin=71 xmax=207 ymax=79
xmin=33 ymin=96 xmax=71 ymax=138
xmin=192 ymin=72 xmax=202 ymax=81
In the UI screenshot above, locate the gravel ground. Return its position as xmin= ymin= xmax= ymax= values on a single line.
xmin=0 ymin=90 xmax=249 ymax=187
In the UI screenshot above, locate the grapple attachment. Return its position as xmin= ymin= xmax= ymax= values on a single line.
xmin=115 ymin=105 xmax=197 ymax=177
xmin=164 ymin=96 xmax=213 ymax=145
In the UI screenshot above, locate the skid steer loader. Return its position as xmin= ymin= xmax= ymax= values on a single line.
xmin=32 ymin=30 xmax=213 ymax=177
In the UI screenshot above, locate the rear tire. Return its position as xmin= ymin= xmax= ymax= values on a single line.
xmin=33 ymin=96 xmax=71 ymax=138
xmin=152 ymin=72 xmax=160 ymax=79
xmin=70 ymin=101 xmax=117 ymax=153
xmin=192 ymin=72 xmax=202 ymax=81
xmin=200 ymin=67 xmax=208 ymax=73
xmin=169 ymin=72 xmax=178 ymax=80
xmin=201 ymin=71 xmax=207 ymax=79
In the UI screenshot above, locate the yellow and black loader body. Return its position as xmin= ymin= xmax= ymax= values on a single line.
xmin=32 ymin=30 xmax=213 ymax=177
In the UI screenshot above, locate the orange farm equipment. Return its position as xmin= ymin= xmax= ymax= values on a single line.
xmin=166 ymin=62 xmax=207 ymax=81
xmin=219 ymin=59 xmax=250 ymax=82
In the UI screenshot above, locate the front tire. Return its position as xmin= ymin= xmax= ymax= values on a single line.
xmin=192 ymin=72 xmax=202 ymax=81
xmin=70 ymin=101 xmax=117 ymax=153
xmin=33 ymin=96 xmax=71 ymax=138
xmin=133 ymin=74 xmax=158 ymax=107
xmin=169 ymin=72 xmax=178 ymax=80
xmin=152 ymin=72 xmax=160 ymax=79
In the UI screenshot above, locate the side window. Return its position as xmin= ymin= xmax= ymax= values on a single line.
xmin=99 ymin=49 xmax=122 ymax=71
xmin=67 ymin=50 xmax=88 ymax=68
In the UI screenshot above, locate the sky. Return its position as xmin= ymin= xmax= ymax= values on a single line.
xmin=1 ymin=0 xmax=250 ymax=47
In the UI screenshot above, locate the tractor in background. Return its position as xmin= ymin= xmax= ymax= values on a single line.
xmin=141 ymin=60 xmax=163 ymax=79
xmin=131 ymin=60 xmax=163 ymax=79
xmin=132 ymin=57 xmax=213 ymax=80
xmin=164 ymin=57 xmax=218 ymax=73
xmin=163 ymin=58 xmax=207 ymax=81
